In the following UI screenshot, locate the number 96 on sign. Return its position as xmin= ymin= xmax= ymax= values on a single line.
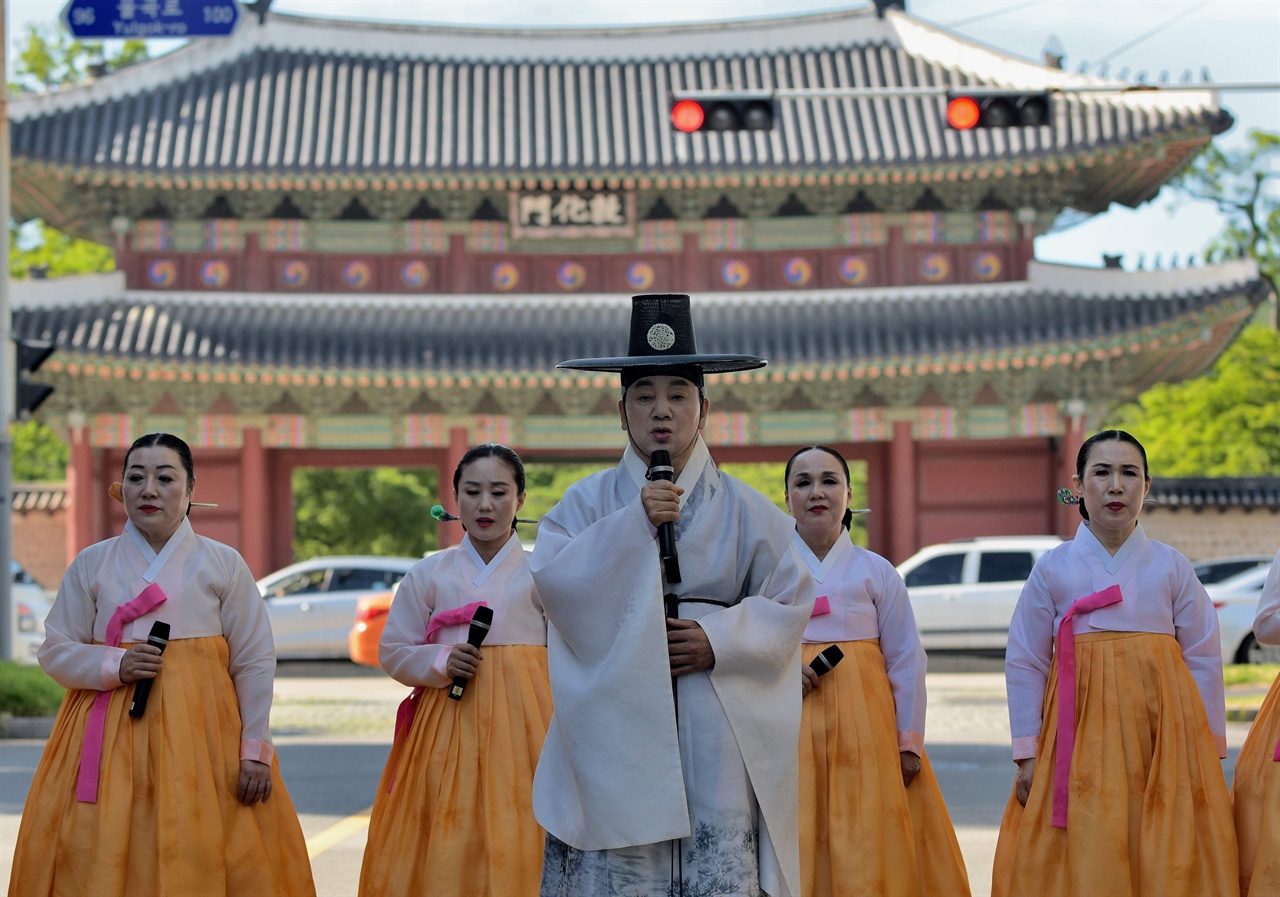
xmin=61 ymin=0 xmax=240 ymax=39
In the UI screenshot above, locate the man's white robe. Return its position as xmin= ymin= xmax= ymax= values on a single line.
xmin=530 ymin=438 xmax=814 ymax=896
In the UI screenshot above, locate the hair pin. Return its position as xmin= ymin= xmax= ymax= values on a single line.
xmin=1056 ymin=488 xmax=1081 ymax=506
xmin=108 ymin=481 xmax=217 ymax=508
xmin=430 ymin=504 xmax=539 ymax=525
xmin=850 ymin=508 xmax=871 ymax=515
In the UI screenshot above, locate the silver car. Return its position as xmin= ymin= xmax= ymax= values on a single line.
xmin=897 ymin=536 xmax=1063 ymax=651
xmin=10 ymin=560 xmax=54 ymax=665
xmin=257 ymin=556 xmax=418 ymax=659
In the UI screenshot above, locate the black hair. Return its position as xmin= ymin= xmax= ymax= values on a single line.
xmin=123 ymin=432 xmax=196 ymax=516
xmin=452 ymin=444 xmax=527 ymax=530
xmin=1074 ymin=429 xmax=1149 ymax=521
xmin=784 ymin=445 xmax=854 ymax=530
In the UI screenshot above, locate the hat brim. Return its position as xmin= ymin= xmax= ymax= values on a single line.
xmin=557 ymin=354 xmax=767 ymax=374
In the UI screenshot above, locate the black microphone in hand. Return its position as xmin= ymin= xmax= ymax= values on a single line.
xmin=646 ymin=449 xmax=682 ymax=584
xmin=129 ymin=621 xmax=171 ymax=718
xmin=448 ymin=606 xmax=494 ymax=701
xmin=809 ymin=644 xmax=845 ymax=678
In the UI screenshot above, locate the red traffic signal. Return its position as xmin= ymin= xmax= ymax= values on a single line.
xmin=670 ymin=95 xmax=776 ymax=132
xmin=945 ymin=92 xmax=1050 ymax=130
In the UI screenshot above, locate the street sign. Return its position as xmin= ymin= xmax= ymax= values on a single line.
xmin=61 ymin=0 xmax=240 ymax=39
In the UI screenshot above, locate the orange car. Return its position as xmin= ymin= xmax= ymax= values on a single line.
xmin=347 ymin=587 xmax=396 ymax=667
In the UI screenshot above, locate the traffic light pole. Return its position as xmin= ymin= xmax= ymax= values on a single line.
xmin=1 ymin=0 xmax=14 ymax=664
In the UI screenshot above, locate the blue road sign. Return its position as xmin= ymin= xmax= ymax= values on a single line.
xmin=61 ymin=0 xmax=240 ymax=39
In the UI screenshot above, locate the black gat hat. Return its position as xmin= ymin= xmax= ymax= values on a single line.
xmin=556 ymin=294 xmax=766 ymax=385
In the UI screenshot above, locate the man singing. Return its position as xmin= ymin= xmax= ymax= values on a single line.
xmin=531 ymin=294 xmax=814 ymax=897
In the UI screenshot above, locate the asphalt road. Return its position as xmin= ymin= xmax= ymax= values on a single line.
xmin=1 ymin=659 xmax=1252 ymax=897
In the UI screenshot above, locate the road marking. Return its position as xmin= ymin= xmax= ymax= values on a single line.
xmin=306 ymin=809 xmax=373 ymax=859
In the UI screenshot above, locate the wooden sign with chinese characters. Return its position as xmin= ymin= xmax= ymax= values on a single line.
xmin=510 ymin=190 xmax=635 ymax=239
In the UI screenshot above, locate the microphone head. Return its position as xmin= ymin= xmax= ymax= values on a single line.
xmin=147 ymin=621 xmax=171 ymax=647
xmin=810 ymin=644 xmax=845 ymax=677
xmin=470 ymin=605 xmax=494 ymax=631
xmin=647 ymin=449 xmax=675 ymax=481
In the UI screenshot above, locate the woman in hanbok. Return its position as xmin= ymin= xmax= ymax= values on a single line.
xmin=358 ymin=443 xmax=551 ymax=897
xmin=1232 ymin=550 xmax=1280 ymax=897
xmin=8 ymin=432 xmax=314 ymax=897
xmin=992 ymin=429 xmax=1237 ymax=897
xmin=785 ymin=445 xmax=970 ymax=897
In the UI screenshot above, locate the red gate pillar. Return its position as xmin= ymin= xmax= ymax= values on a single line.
xmin=1057 ymin=410 xmax=1087 ymax=537
xmin=240 ymin=427 xmax=269 ymax=577
xmin=888 ymin=420 xmax=917 ymax=564
xmin=67 ymin=422 xmax=96 ymax=559
xmin=438 ymin=427 xmax=469 ymax=548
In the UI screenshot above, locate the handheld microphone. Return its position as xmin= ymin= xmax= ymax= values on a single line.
xmin=129 ymin=621 xmax=171 ymax=718
xmin=809 ymin=644 xmax=845 ymax=678
xmin=646 ymin=449 xmax=682 ymax=584
xmin=448 ymin=605 xmax=494 ymax=701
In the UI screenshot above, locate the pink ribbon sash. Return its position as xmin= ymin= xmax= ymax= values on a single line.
xmin=810 ymin=596 xmax=830 ymax=618
xmin=388 ymin=601 xmax=489 ymax=792
xmin=1052 ymin=584 xmax=1123 ymax=828
xmin=77 ymin=582 xmax=168 ymax=803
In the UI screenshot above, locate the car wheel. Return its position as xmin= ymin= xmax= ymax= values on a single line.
xmin=1236 ymin=633 xmax=1280 ymax=665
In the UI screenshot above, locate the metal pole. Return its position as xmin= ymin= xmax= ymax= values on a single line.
xmin=0 ymin=0 xmax=14 ymax=663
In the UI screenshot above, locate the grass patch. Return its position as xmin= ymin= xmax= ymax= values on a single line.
xmin=0 ymin=661 xmax=65 ymax=716
xmin=1223 ymin=664 xmax=1280 ymax=687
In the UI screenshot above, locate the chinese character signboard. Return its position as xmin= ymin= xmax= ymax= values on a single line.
xmin=511 ymin=190 xmax=634 ymax=240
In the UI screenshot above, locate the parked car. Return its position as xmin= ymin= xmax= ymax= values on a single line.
xmin=896 ymin=536 xmax=1063 ymax=651
xmin=348 ymin=587 xmax=398 ymax=668
xmin=1193 ymin=555 xmax=1271 ymax=587
xmin=1210 ymin=562 xmax=1279 ymax=665
xmin=10 ymin=560 xmax=54 ymax=665
xmin=258 ymin=556 xmax=418 ymax=659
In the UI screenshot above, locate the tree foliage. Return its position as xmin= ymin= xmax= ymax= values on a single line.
xmin=1173 ymin=128 xmax=1280 ymax=298
xmin=292 ymin=467 xmax=440 ymax=561
xmin=10 ymin=24 xmax=149 ymax=93
xmin=10 ymin=420 xmax=69 ymax=482
xmin=10 ymin=220 xmax=115 ymax=280
xmin=1106 ymin=324 xmax=1280 ymax=476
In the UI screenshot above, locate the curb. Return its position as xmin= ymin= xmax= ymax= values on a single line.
xmin=1226 ymin=706 xmax=1260 ymax=723
xmin=0 ymin=713 xmax=56 ymax=739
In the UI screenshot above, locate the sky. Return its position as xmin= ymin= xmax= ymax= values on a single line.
xmin=8 ymin=0 xmax=1280 ymax=272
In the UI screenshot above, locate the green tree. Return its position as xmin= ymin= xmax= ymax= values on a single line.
xmin=10 ymin=420 xmax=69 ymax=481
xmin=10 ymin=220 xmax=115 ymax=280
xmin=10 ymin=24 xmax=148 ymax=93
xmin=1173 ymin=128 xmax=1279 ymax=302
xmin=1106 ymin=324 xmax=1280 ymax=476
xmin=292 ymin=467 xmax=440 ymax=560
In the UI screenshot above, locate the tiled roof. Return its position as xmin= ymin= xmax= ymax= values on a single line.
xmin=10 ymin=9 xmax=1228 ymax=181
xmin=12 ymin=261 xmax=1265 ymax=374
xmin=1148 ymin=478 xmax=1280 ymax=511
xmin=12 ymin=483 xmax=69 ymax=513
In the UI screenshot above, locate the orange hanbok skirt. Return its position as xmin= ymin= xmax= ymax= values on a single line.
xmin=8 ymin=637 xmax=314 ymax=897
xmin=1233 ymin=670 xmax=1280 ymax=897
xmin=992 ymin=631 xmax=1238 ymax=897
xmin=799 ymin=639 xmax=970 ymax=897
xmin=358 ymin=645 xmax=553 ymax=897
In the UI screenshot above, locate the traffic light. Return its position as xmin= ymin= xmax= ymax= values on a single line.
xmin=671 ymin=94 xmax=776 ymax=132
xmin=10 ymin=339 xmax=55 ymax=418
xmin=945 ymin=92 xmax=1050 ymax=130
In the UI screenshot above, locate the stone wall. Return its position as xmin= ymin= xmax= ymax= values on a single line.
xmin=1141 ymin=508 xmax=1280 ymax=563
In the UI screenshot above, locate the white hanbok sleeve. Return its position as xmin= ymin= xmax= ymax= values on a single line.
xmin=873 ymin=562 xmax=927 ymax=754
xmin=1169 ymin=554 xmax=1227 ymax=757
xmin=379 ymin=562 xmax=452 ymax=689
xmin=1005 ymin=559 xmax=1056 ymax=760
xmin=38 ymin=550 xmax=127 ymax=691
xmin=1253 ymin=552 xmax=1280 ymax=645
xmin=215 ymin=546 xmax=278 ymax=763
